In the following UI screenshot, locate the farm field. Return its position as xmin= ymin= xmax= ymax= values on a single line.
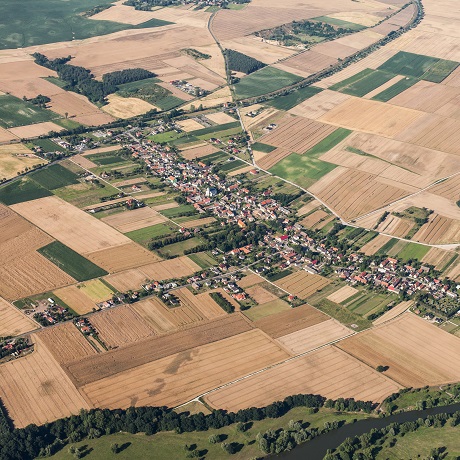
xmin=327 ymin=285 xmax=359 ymax=304
xmin=337 ymin=313 xmax=460 ymax=387
xmin=0 ymin=296 xmax=37 ymax=337
xmin=79 ymin=329 xmax=289 ymax=409
xmin=273 ymin=271 xmax=330 ymax=299
xmin=65 ymin=314 xmax=253 ymax=387
xmin=0 ymin=144 xmax=43 ymax=180
xmin=101 ymin=207 xmax=167 ymax=233
xmin=52 ymin=285 xmax=98 ymax=315
xmin=29 ymin=164 xmax=80 ymax=191
xmin=0 ymin=334 xmax=89 ymax=428
xmin=205 ymin=345 xmax=401 ymax=412
xmin=77 ymin=279 xmax=114 ymax=303
xmin=0 ymin=178 xmax=52 ymax=205
xmin=137 ymin=256 xmax=200 ymax=280
xmin=243 ymin=299 xmax=292 ymax=322
xmin=267 ymin=86 xmax=323 ymax=111
xmin=125 ymin=223 xmax=175 ymax=246
xmin=0 ymin=95 xmax=57 ymax=128
xmin=373 ymin=300 xmax=413 ymax=326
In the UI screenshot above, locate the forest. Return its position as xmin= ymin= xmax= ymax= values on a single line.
xmin=225 ymin=49 xmax=266 ymax=75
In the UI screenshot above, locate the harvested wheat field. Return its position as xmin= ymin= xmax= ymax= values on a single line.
xmin=139 ymin=256 xmax=201 ymax=280
xmin=180 ymin=217 xmax=215 ymax=228
xmin=86 ymin=243 xmax=162 ymax=273
xmin=296 ymin=200 xmax=322 ymax=216
xmin=320 ymin=97 xmax=422 ymax=138
xmin=90 ymin=305 xmax=155 ymax=349
xmin=8 ymin=122 xmax=63 ymax=139
xmin=422 ymin=247 xmax=457 ymax=271
xmin=246 ymin=285 xmax=279 ymax=305
xmin=327 ymin=285 xmax=359 ymax=304
xmin=103 ymin=94 xmax=157 ymax=119
xmin=53 ymin=285 xmax=97 ymax=315
xmin=180 ymin=143 xmax=219 ymax=160
xmin=430 ymin=175 xmax=460 ymax=201
xmin=205 ymin=112 xmax=236 ymax=125
xmin=309 ymin=168 xmax=409 ymax=221
xmin=237 ymin=272 xmax=264 ymax=288
xmin=80 ymin=328 xmax=288 ymax=409
xmin=176 ymin=288 xmax=227 ymax=321
xmin=300 ymin=209 xmax=329 ymax=229
xmin=11 ymin=196 xmax=131 ymax=255
xmin=65 ymin=314 xmax=253 ymax=387
xmin=257 ymin=147 xmax=292 ymax=170
xmin=0 ymin=296 xmax=37 ymax=337
xmin=254 ymin=304 xmax=328 ymax=338
xmin=0 ymin=127 xmax=18 ymax=143
xmin=337 ymin=313 xmax=460 ymax=387
xmin=205 ymin=345 xmax=401 ymax=411
xmin=177 ymin=119 xmax=205 ymax=132
xmin=289 ymin=90 xmax=352 ymax=120
xmin=69 ymin=154 xmax=97 ymax=169
xmin=375 ymin=214 xmax=414 ymax=238
xmin=101 ymin=207 xmax=167 ymax=233
xmin=413 ymin=214 xmax=460 ymax=244
xmin=360 ymin=234 xmax=393 ymax=255
xmin=0 ymin=144 xmax=43 ymax=179
xmin=373 ymin=301 xmax=413 ymax=326
xmin=274 ymin=271 xmax=330 ymax=299
xmin=277 ymin=319 xmax=353 ymax=355
xmin=103 ymin=268 xmax=150 ymax=292
xmin=0 ymin=334 xmax=89 ymax=428
xmin=37 ymin=322 xmax=97 ymax=365
xmin=259 ymin=116 xmax=337 ymax=153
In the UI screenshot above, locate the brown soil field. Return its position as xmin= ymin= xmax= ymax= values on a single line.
xmin=259 ymin=115 xmax=337 ymax=154
xmin=90 ymin=305 xmax=155 ymax=349
xmin=360 ymin=234 xmax=393 ymax=255
xmin=80 ymin=328 xmax=289 ymax=409
xmin=0 ymin=127 xmax=18 ymax=143
xmin=11 ymin=196 xmax=131 ymax=255
xmin=0 ymin=334 xmax=89 ymax=428
xmin=320 ymin=98 xmax=423 ymax=138
xmin=86 ymin=242 xmax=162 ymax=273
xmin=396 ymin=113 xmax=460 ymax=156
xmin=103 ymin=94 xmax=157 ymax=119
xmin=65 ymin=314 xmax=253 ymax=387
xmin=308 ymin=168 xmax=409 ymax=221
xmin=274 ymin=271 xmax=330 ymax=300
xmin=237 ymin=272 xmax=265 ymax=288
xmin=254 ymin=304 xmax=329 ymax=338
xmin=180 ymin=143 xmax=219 ymax=160
xmin=48 ymin=92 xmax=115 ymax=126
xmin=0 ymin=144 xmax=43 ymax=179
xmin=281 ymin=51 xmax=337 ymax=76
xmin=138 ymin=256 xmax=200 ymax=280
xmin=337 ymin=313 xmax=460 ymax=387
xmin=289 ymin=91 xmax=352 ymax=120
xmin=334 ymin=29 xmax=383 ymax=50
xmin=205 ymin=345 xmax=401 ymax=411
xmin=53 ymin=285 xmax=98 ymax=315
xmin=180 ymin=216 xmax=215 ymax=228
xmin=430 ymin=175 xmax=460 ymax=201
xmin=327 ymin=285 xmax=359 ymax=304
xmin=103 ymin=268 xmax=150 ymax=292
xmin=257 ymin=147 xmax=292 ymax=170
xmin=422 ymin=248 xmax=456 ymax=270
xmin=413 ymin=213 xmax=460 ymax=244
xmin=246 ymin=285 xmax=279 ymax=305
xmin=0 ymin=296 xmax=37 ymax=337
xmin=296 ymin=200 xmax=321 ymax=216
xmin=372 ymin=300 xmax=413 ymax=326
xmin=37 ymin=322 xmax=97 ymax=365
xmin=8 ymin=122 xmax=63 ymax=139
xmin=300 ymin=209 xmax=329 ymax=229
xmin=277 ymin=319 xmax=353 ymax=355
xmin=376 ymin=214 xmax=414 ymax=238
xmin=81 ymin=145 xmax=122 ymax=156
xmin=101 ymin=207 xmax=167 ymax=233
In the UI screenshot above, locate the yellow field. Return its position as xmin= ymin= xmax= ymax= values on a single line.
xmin=0 ymin=144 xmax=43 ymax=180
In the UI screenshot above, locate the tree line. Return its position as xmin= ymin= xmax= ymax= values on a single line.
xmin=32 ymin=53 xmax=155 ymax=104
xmin=0 ymin=393 xmax=376 ymax=459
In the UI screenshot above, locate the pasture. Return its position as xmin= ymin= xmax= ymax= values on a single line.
xmin=233 ymin=67 xmax=302 ymax=99
xmin=0 ymin=0 xmax=171 ymax=49
xmin=0 ymin=95 xmax=57 ymax=128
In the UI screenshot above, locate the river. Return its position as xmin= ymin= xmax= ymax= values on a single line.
xmin=276 ymin=403 xmax=460 ymax=460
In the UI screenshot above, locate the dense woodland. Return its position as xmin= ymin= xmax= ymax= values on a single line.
xmin=225 ymin=49 xmax=266 ymax=75
xmin=0 ymin=394 xmax=374 ymax=460
xmin=32 ymin=53 xmax=155 ymax=104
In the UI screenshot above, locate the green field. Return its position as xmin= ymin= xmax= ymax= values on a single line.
xmin=269 ymin=128 xmax=351 ymax=188
xmin=395 ymin=242 xmax=430 ymax=262
xmin=266 ymin=86 xmax=323 ymax=110
xmin=219 ymin=159 xmax=245 ymax=173
xmin=53 ymin=182 xmax=120 ymax=208
xmin=0 ymin=178 xmax=52 ymax=205
xmin=159 ymin=204 xmax=197 ymax=218
xmin=199 ymin=151 xmax=228 ymax=163
xmin=0 ymin=95 xmax=57 ymax=128
xmin=38 ymin=241 xmax=107 ymax=282
xmin=331 ymin=69 xmax=396 ymax=97
xmin=189 ymin=121 xmax=241 ymax=137
xmin=32 ymin=138 xmax=66 ymax=152
xmin=251 ymin=142 xmax=277 ymax=153
xmin=234 ymin=66 xmax=303 ymax=99
xmin=0 ymin=0 xmax=172 ymax=49
xmin=187 ymin=252 xmax=217 ymax=269
xmin=47 ymin=407 xmax=372 ymax=460
xmin=243 ymin=298 xmax=291 ymax=321
xmin=30 ymin=164 xmax=80 ymax=190
xmin=313 ymin=16 xmax=366 ymax=31
xmin=125 ymin=223 xmax=176 ymax=245
xmin=159 ymin=237 xmax=203 ymax=257
xmin=344 ymin=292 xmax=394 ymax=317
xmin=86 ymin=153 xmax=126 ymax=166
xmin=371 ymin=76 xmax=419 ymax=102
xmin=378 ymin=51 xmax=459 ymax=82
xmin=376 ymin=238 xmax=399 ymax=256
